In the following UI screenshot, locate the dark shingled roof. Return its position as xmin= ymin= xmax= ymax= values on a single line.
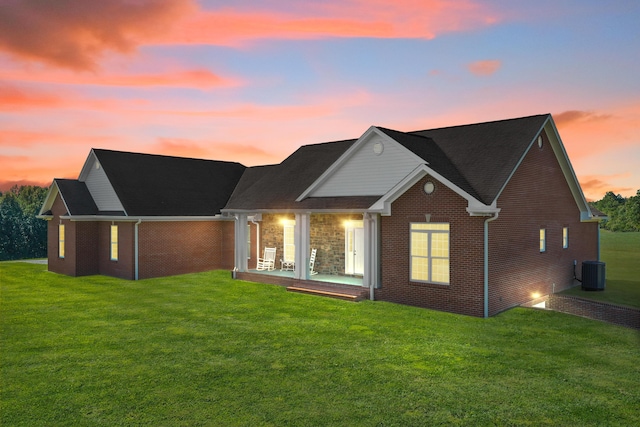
xmin=55 ymin=179 xmax=100 ymax=215
xmin=376 ymin=127 xmax=482 ymax=201
xmin=225 ymin=139 xmax=363 ymax=210
xmin=93 ymin=149 xmax=246 ymax=216
xmin=410 ymin=114 xmax=549 ymax=204
xmin=225 ymin=114 xmax=550 ymax=210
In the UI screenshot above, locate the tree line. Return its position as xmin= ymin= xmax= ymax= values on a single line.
xmin=0 ymin=186 xmax=639 ymax=262
xmin=592 ymin=190 xmax=640 ymax=232
xmin=0 ymin=185 xmax=48 ymax=261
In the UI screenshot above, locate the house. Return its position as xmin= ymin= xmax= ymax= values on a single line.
xmin=39 ymin=114 xmax=604 ymax=317
xmin=38 ymin=149 xmax=246 ymax=279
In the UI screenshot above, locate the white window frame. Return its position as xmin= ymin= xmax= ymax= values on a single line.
xmin=410 ymin=222 xmax=450 ymax=285
xmin=562 ymin=227 xmax=569 ymax=249
xmin=58 ymin=223 xmax=65 ymax=259
xmin=540 ymin=228 xmax=546 ymax=252
xmin=110 ymin=224 xmax=119 ymax=261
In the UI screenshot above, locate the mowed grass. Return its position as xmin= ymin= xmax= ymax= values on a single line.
xmin=561 ymin=231 xmax=640 ymax=308
xmin=1 ymin=263 xmax=639 ymax=426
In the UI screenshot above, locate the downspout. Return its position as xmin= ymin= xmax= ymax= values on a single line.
xmin=134 ymin=219 xmax=142 ymax=280
xmin=483 ymin=212 xmax=499 ymax=318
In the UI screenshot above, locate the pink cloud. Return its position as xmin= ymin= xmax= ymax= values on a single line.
xmin=0 ymin=67 xmax=237 ymax=90
xmin=163 ymin=1 xmax=500 ymax=46
xmin=554 ymin=110 xmax=613 ymax=126
xmin=153 ymin=137 xmax=282 ymax=165
xmin=578 ymin=174 xmax=635 ymax=202
xmin=467 ymin=60 xmax=501 ymax=76
xmin=0 ymin=1 xmax=500 ymax=71
xmin=0 ymin=0 xmax=194 ymax=70
xmin=0 ymin=83 xmax=63 ymax=110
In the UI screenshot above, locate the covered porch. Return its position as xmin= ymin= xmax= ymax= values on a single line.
xmin=233 ymin=211 xmax=380 ymax=298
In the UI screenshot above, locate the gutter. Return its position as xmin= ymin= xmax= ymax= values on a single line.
xmin=483 ymin=212 xmax=500 ymax=318
xmin=134 ymin=219 xmax=142 ymax=280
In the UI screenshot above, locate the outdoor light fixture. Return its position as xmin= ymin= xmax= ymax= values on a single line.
xmin=531 ymin=292 xmax=541 ymax=299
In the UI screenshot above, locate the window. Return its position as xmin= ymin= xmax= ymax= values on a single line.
xmin=282 ymin=220 xmax=295 ymax=263
xmin=58 ymin=224 xmax=65 ymax=258
xmin=110 ymin=224 xmax=118 ymax=261
xmin=540 ymin=228 xmax=546 ymax=252
xmin=410 ymin=223 xmax=450 ymax=284
xmin=563 ymin=227 xmax=569 ymax=249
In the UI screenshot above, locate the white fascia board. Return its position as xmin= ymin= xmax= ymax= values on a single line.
xmin=544 ymin=119 xmax=591 ymax=216
xmin=295 ymin=126 xmax=426 ymax=201
xmin=62 ymin=215 xmax=229 ymax=222
xmin=78 ymin=149 xmax=98 ymax=181
xmin=368 ymin=164 xmax=493 ymax=216
xmin=37 ymin=181 xmax=61 ymax=216
xmin=222 ymin=208 xmax=369 ymax=215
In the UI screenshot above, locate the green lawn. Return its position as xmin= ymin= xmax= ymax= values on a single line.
xmin=1 ymin=263 xmax=639 ymax=426
xmin=561 ymin=231 xmax=640 ymax=308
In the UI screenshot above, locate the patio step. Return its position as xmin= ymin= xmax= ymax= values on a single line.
xmin=286 ymin=286 xmax=363 ymax=301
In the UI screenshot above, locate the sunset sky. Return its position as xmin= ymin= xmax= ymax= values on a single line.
xmin=1 ymin=0 xmax=638 ymax=202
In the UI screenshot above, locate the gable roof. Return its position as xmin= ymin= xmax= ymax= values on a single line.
xmin=54 ymin=179 xmax=100 ymax=215
xmin=88 ymin=149 xmax=246 ymax=216
xmin=410 ymin=114 xmax=549 ymax=204
xmin=225 ymin=114 xmax=553 ymax=212
xmin=224 ymin=139 xmax=380 ymax=211
xmin=38 ymin=179 xmax=102 ymax=217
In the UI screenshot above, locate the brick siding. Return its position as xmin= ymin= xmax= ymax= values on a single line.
xmin=488 ymin=131 xmax=598 ymax=315
xmin=376 ymin=176 xmax=487 ymax=317
xmin=547 ymin=295 xmax=640 ymax=329
xmin=138 ymin=220 xmax=234 ymax=279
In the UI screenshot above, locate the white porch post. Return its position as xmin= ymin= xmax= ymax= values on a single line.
xmin=294 ymin=213 xmax=311 ymax=280
xmin=363 ymin=213 xmax=380 ymax=297
xmin=234 ymin=214 xmax=248 ymax=272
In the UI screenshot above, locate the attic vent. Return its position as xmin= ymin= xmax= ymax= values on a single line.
xmin=95 ymin=162 xmax=101 ymax=170
xmin=373 ymin=141 xmax=384 ymax=155
xmin=424 ymin=181 xmax=435 ymax=194
xmin=537 ymin=136 xmax=543 ymax=149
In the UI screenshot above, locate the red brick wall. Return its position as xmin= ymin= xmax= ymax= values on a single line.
xmin=98 ymin=222 xmax=134 ymax=280
xmin=377 ymin=176 xmax=487 ymax=317
xmin=488 ymin=131 xmax=598 ymax=315
xmin=75 ymin=221 xmax=99 ymax=276
xmin=47 ymin=195 xmax=77 ymax=276
xmin=138 ymin=220 xmax=234 ymax=279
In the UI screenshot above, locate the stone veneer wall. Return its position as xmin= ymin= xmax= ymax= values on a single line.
xmin=259 ymin=213 xmax=362 ymax=275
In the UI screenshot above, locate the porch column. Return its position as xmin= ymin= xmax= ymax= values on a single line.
xmin=363 ymin=213 xmax=380 ymax=295
xmin=294 ymin=213 xmax=311 ymax=280
xmin=234 ymin=214 xmax=248 ymax=272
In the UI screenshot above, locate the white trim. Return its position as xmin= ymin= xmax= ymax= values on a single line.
xmin=368 ymin=164 xmax=498 ymax=216
xmin=59 ymin=215 xmax=229 ymax=222
xmin=296 ymin=126 xmax=425 ymax=201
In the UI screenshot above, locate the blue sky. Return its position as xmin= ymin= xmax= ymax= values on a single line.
xmin=0 ymin=0 xmax=638 ymax=201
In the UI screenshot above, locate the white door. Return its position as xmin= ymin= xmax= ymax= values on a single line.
xmin=345 ymin=223 xmax=364 ymax=275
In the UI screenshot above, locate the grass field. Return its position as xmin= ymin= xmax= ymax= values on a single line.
xmin=1 ymin=263 xmax=639 ymax=426
xmin=561 ymin=231 xmax=640 ymax=308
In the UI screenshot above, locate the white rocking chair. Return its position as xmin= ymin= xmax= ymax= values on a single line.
xmin=309 ymin=248 xmax=318 ymax=275
xmin=256 ymin=247 xmax=276 ymax=271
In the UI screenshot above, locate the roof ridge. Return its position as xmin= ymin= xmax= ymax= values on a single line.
xmin=91 ymin=148 xmax=245 ymax=166
xmin=407 ymin=113 xmax=550 ymax=134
